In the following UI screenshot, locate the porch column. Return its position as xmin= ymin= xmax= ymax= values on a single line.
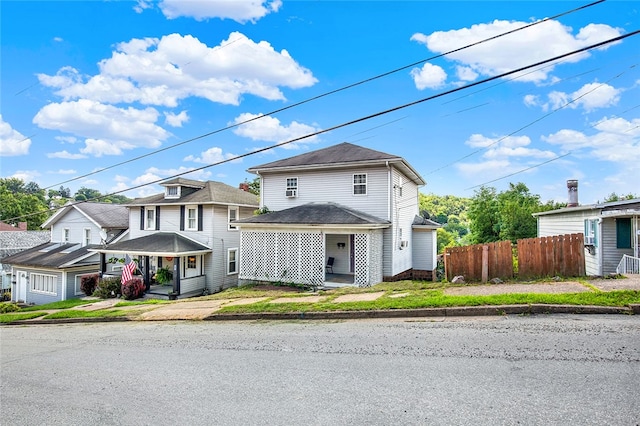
xmin=173 ymin=257 xmax=181 ymax=295
xmin=144 ymin=256 xmax=150 ymax=291
xmin=100 ymin=253 xmax=106 ymax=277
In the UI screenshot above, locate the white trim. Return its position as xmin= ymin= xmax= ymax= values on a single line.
xmin=62 ymin=228 xmax=70 ymax=242
xmin=228 ymin=206 xmax=239 ymax=231
xmin=165 ymin=186 xmax=181 ymax=199
xmin=285 ymin=177 xmax=298 ymax=198
xmin=185 ymin=205 xmax=198 ymax=231
xmin=353 ymin=173 xmax=367 ymax=195
xmin=145 ymin=206 xmax=156 ymax=230
xmin=30 ymin=272 xmax=57 ymax=295
xmin=227 ymin=248 xmax=238 ymax=275
xmin=83 ymin=228 xmax=91 ymax=246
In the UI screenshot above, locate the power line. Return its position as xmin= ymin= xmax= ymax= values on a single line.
xmin=426 ymin=62 xmax=638 ymax=176
xmin=7 ymin=28 xmax=638 ymax=224
xmin=42 ymin=0 xmax=606 ymax=191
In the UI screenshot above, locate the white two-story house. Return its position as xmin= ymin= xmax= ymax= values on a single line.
xmin=4 ymin=202 xmax=129 ymax=304
xmin=235 ymin=142 xmax=440 ymax=288
xmin=94 ymin=178 xmax=258 ymax=297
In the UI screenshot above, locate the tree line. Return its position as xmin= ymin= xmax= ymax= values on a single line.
xmin=0 ymin=178 xmax=131 ymax=230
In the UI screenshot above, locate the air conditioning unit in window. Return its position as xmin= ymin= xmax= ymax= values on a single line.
xmin=285 ymin=189 xmax=297 ymax=198
xmin=584 ymin=236 xmax=595 ymax=246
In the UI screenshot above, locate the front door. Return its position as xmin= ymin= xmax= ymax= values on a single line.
xmin=16 ymin=271 xmax=27 ymax=302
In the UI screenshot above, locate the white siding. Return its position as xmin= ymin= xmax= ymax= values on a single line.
xmin=537 ymin=209 xmax=599 ymax=275
xmin=412 ymin=228 xmax=436 ymax=270
xmin=261 ymin=167 xmax=390 ymax=219
xmin=601 ymin=218 xmax=634 ymax=275
xmin=50 ymin=208 xmax=101 ymax=244
xmin=389 ymin=167 xmax=419 ymax=276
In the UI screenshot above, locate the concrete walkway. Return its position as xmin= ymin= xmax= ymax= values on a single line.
xmin=4 ymin=276 xmax=640 ymax=324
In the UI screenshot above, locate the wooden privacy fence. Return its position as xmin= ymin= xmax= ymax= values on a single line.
xmin=517 ymin=233 xmax=585 ymax=279
xmin=444 ymin=233 xmax=586 ymax=282
xmin=444 ymin=240 xmax=513 ymax=282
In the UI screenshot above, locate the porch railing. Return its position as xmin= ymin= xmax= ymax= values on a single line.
xmin=617 ymin=255 xmax=640 ymax=275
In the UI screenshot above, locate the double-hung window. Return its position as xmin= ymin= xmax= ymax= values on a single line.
xmin=186 ymin=206 xmax=197 ymax=230
xmin=63 ymin=228 xmax=70 ymax=242
xmin=83 ymin=228 xmax=91 ymax=246
xmin=227 ymin=248 xmax=238 ymax=274
xmin=228 ymin=207 xmax=239 ymax=231
xmin=285 ymin=178 xmax=298 ymax=197
xmin=145 ymin=207 xmax=156 ymax=230
xmin=584 ymin=219 xmax=598 ymax=246
xmin=353 ymin=174 xmax=367 ymax=195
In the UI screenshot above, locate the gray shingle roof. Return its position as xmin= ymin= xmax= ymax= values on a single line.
xmin=247 ymin=142 xmax=426 ymax=185
xmin=129 ymin=180 xmax=258 ymax=207
xmin=234 ymin=203 xmax=390 ymax=226
xmin=2 ymin=242 xmax=97 ymax=268
xmin=0 ymin=231 xmax=50 ymax=259
xmin=96 ymin=232 xmax=211 ymax=256
xmin=74 ymin=202 xmax=129 ymax=228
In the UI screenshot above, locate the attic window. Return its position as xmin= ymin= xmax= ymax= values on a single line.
xmin=165 ymin=186 xmax=180 ymax=199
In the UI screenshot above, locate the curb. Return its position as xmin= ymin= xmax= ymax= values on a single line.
xmin=1 ymin=304 xmax=635 ymax=326
xmin=203 ymin=304 xmax=634 ymax=321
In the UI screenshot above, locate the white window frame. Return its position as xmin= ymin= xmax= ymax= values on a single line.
xmin=584 ymin=219 xmax=598 ymax=246
xmin=74 ymin=275 xmax=84 ymax=296
xmin=63 ymin=228 xmax=70 ymax=242
xmin=186 ymin=255 xmax=197 ymax=269
xmin=165 ymin=186 xmax=180 ymax=199
xmin=30 ymin=273 xmax=57 ymax=295
xmin=227 ymin=248 xmax=238 ymax=275
xmin=83 ymin=228 xmax=91 ymax=246
xmin=145 ymin=207 xmax=156 ymax=230
xmin=228 ymin=206 xmax=239 ymax=231
xmin=186 ymin=205 xmax=198 ymax=231
xmin=353 ymin=173 xmax=367 ymax=195
xmin=285 ymin=177 xmax=298 ymax=197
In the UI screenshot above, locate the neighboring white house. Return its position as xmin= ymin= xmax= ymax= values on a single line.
xmin=534 ymin=197 xmax=640 ymax=276
xmin=235 ymin=142 xmax=440 ymax=287
xmin=93 ymin=178 xmax=259 ymax=297
xmin=3 ymin=202 xmax=129 ymax=304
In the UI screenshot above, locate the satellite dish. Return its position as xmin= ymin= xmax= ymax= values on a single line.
xmin=99 ymin=230 xmax=108 ymax=243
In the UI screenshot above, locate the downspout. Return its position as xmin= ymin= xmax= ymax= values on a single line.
xmin=386 ymin=161 xmax=391 ymax=221
xmin=598 ymin=217 xmax=604 ymax=276
xmin=257 ymin=172 xmax=264 ymax=208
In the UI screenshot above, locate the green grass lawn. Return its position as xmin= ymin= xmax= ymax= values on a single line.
xmin=0 ymin=312 xmax=47 ymax=323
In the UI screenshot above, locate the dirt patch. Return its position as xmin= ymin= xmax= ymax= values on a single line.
xmin=444 ymin=282 xmax=590 ymax=296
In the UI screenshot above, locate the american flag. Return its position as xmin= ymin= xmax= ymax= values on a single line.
xmin=121 ymin=254 xmax=136 ymax=284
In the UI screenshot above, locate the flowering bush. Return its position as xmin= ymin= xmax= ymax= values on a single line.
xmin=93 ymin=277 xmax=122 ymax=299
xmin=80 ymin=274 xmax=99 ymax=296
xmin=121 ymin=277 xmax=145 ymax=300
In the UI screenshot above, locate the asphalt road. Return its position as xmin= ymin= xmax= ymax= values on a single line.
xmin=1 ymin=315 xmax=639 ymax=425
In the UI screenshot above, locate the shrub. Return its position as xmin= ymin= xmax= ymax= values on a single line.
xmin=121 ymin=277 xmax=145 ymax=300
xmin=93 ymin=277 xmax=122 ymax=299
xmin=80 ymin=274 xmax=100 ymax=296
xmin=154 ymin=267 xmax=173 ymax=285
xmin=0 ymin=302 xmax=20 ymax=314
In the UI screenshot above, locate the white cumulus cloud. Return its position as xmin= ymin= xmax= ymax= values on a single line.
xmin=164 ymin=110 xmax=189 ymax=127
xmin=410 ymin=63 xmax=447 ymax=90
xmin=411 ymin=19 xmax=622 ymax=83
xmin=232 ymin=112 xmax=321 ymax=148
xmin=184 ymin=146 xmax=240 ymax=164
xmin=0 ymin=115 xmax=31 ymax=156
xmin=158 ymin=0 xmax=282 ymax=23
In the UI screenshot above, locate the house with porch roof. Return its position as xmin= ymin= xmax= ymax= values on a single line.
xmin=3 ymin=202 xmax=128 ymax=304
xmin=234 ymin=142 xmax=440 ymax=288
xmin=92 ymin=178 xmax=259 ymax=297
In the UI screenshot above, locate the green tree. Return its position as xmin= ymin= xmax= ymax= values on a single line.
xmin=467 ymin=186 xmax=500 ymax=244
xmin=74 ymin=187 xmax=103 ymax=201
xmin=603 ymin=192 xmax=638 ymax=202
xmin=497 ymin=182 xmax=539 ymax=242
xmin=0 ymin=178 xmax=50 ymax=229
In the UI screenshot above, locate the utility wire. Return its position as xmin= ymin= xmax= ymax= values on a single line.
xmin=42 ymin=0 xmax=606 ymax=191
xmin=7 ymin=28 xmax=638 ymax=224
xmin=426 ymin=62 xmax=638 ymax=176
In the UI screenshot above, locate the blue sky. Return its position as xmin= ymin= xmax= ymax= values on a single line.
xmin=1 ymin=0 xmax=638 ymax=205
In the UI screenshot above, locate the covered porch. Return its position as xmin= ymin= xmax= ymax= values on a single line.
xmin=92 ymin=232 xmax=211 ymax=298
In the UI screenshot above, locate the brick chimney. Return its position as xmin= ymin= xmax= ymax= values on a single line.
xmin=239 ymin=182 xmax=250 ymax=192
xmin=567 ymin=180 xmax=578 ymax=207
